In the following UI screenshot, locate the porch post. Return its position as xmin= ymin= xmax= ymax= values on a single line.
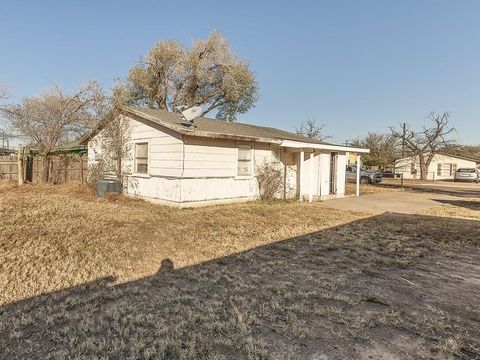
xmin=299 ymin=150 xmax=304 ymax=201
xmin=309 ymin=153 xmax=314 ymax=202
xmin=356 ymin=154 xmax=361 ymax=197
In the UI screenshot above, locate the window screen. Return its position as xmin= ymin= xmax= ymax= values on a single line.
xmin=135 ymin=143 xmax=148 ymax=174
xmin=451 ymin=163 xmax=457 ymax=175
xmin=237 ymin=146 xmax=251 ymax=176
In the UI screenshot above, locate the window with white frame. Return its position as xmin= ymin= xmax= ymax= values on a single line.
xmin=445 ymin=163 xmax=453 ymax=176
xmin=437 ymin=163 xmax=442 ymax=176
xmin=411 ymin=161 xmax=419 ymax=174
xmin=272 ymin=147 xmax=281 ymax=162
xmin=438 ymin=163 xmax=457 ymax=176
xmin=237 ymin=146 xmax=252 ymax=176
xmin=451 ymin=163 xmax=457 ymax=175
xmin=135 ymin=143 xmax=149 ymax=174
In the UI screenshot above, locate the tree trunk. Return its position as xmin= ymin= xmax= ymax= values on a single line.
xmin=116 ymin=156 xmax=122 ymax=186
xmin=42 ymin=154 xmax=51 ymax=183
xmin=417 ymin=153 xmax=427 ymax=180
xmin=420 ymin=164 xmax=428 ymax=180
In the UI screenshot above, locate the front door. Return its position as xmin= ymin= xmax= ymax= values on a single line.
xmin=329 ymin=153 xmax=337 ymax=194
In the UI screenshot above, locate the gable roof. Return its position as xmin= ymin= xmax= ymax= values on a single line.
xmin=0 ymin=147 xmax=16 ymax=156
xmin=128 ymin=106 xmax=326 ymax=144
xmin=80 ymin=106 xmax=368 ymax=152
xmin=396 ymin=152 xmax=480 ymax=164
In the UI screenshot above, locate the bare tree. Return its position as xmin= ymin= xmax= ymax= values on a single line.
xmin=88 ymin=84 xmax=132 ymax=186
xmin=0 ymin=84 xmax=12 ymax=148
xmin=391 ymin=112 xmax=455 ymax=180
xmin=349 ymin=132 xmax=398 ymax=169
xmin=296 ymin=119 xmax=330 ymax=141
xmin=0 ymin=81 xmax=106 ymax=182
xmin=125 ymin=31 xmax=258 ymax=120
xmin=441 ymin=143 xmax=480 ymax=160
xmin=0 ymin=84 xmax=9 ymax=100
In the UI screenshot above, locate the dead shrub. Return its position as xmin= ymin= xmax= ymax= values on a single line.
xmin=256 ymin=160 xmax=284 ymax=200
xmin=86 ymin=159 xmax=108 ymax=186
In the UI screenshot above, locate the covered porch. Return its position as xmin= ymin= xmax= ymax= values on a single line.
xmin=278 ymin=140 xmax=369 ymax=202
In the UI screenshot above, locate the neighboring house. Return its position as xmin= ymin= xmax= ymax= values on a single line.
xmin=347 ymin=152 xmax=357 ymax=165
xmin=396 ymin=153 xmax=480 ymax=180
xmin=0 ymin=147 xmax=16 ymax=157
xmin=81 ymin=107 xmax=369 ymax=206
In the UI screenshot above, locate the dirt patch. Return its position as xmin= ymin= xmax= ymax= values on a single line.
xmin=1 ymin=182 xmax=480 ymax=359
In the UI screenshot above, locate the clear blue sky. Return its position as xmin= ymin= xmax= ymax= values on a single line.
xmin=1 ymin=0 xmax=479 ymax=144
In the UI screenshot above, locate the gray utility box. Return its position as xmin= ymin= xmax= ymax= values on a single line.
xmin=96 ymin=179 xmax=121 ymax=198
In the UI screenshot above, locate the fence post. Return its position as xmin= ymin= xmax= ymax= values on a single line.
xmin=17 ymin=146 xmax=25 ymax=186
xmin=64 ymin=157 xmax=68 ymax=183
xmin=80 ymin=157 xmax=85 ymax=185
xmin=25 ymin=152 xmax=33 ymax=182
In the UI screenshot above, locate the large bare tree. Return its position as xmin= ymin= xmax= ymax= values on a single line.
xmin=391 ymin=112 xmax=455 ymax=180
xmin=349 ymin=132 xmax=398 ymax=169
xmin=0 ymin=84 xmax=12 ymax=147
xmin=125 ymin=31 xmax=258 ymax=120
xmin=441 ymin=143 xmax=480 ymax=160
xmin=0 ymin=84 xmax=9 ymax=100
xmin=0 ymin=80 xmax=106 ymax=182
xmin=88 ymin=84 xmax=133 ymax=185
xmin=296 ymin=119 xmax=330 ymax=141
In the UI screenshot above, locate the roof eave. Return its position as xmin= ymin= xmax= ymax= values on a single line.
xmin=396 ymin=152 xmax=480 ymax=163
xmin=280 ymin=139 xmax=370 ymax=153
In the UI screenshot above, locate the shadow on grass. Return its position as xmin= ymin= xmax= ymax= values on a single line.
xmin=1 ymin=213 xmax=480 ymax=359
xmin=432 ymin=198 xmax=480 ymax=211
xmin=407 ymin=184 xmax=480 ymax=198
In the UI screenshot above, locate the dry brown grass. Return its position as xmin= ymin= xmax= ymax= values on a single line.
xmin=420 ymin=198 xmax=480 ymax=220
xmin=0 ymin=181 xmax=367 ymax=305
xmin=1 ymin=181 xmax=480 ymax=359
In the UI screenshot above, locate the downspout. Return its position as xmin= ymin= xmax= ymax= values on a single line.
xmin=283 ymin=148 xmax=287 ymax=199
xmin=317 ymin=151 xmax=323 ymax=198
xmin=180 ymin=135 xmax=186 ymax=203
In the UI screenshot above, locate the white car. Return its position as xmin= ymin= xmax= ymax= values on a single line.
xmin=454 ymin=168 xmax=480 ymax=183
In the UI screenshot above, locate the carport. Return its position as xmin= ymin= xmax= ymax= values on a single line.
xmin=279 ymin=139 xmax=370 ymax=201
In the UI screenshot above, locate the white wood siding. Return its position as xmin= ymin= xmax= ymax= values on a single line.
xmin=335 ymin=154 xmax=347 ymax=195
xmin=129 ymin=115 xmax=183 ymax=177
xmin=318 ymin=153 xmax=331 ymax=197
xmin=183 ymin=137 xmax=277 ymax=178
xmin=299 ymin=151 xmax=346 ymax=199
xmin=183 ymin=137 xmax=236 ymax=178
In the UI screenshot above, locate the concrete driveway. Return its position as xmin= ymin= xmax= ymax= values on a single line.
xmin=315 ymin=183 xmax=480 ymax=215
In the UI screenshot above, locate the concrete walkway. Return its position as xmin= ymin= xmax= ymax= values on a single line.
xmin=314 ymin=185 xmax=479 ymax=215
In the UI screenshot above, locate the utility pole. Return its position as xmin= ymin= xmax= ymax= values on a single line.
xmin=401 ymin=122 xmax=406 ymax=157
xmin=1 ymin=130 xmax=11 ymax=149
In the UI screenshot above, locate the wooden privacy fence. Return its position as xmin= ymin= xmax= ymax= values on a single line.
xmin=0 ymin=154 xmax=87 ymax=184
xmin=0 ymin=155 xmax=18 ymax=181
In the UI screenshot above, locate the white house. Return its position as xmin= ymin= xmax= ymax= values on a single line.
xmin=396 ymin=153 xmax=480 ymax=180
xmin=81 ymin=107 xmax=369 ymax=206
